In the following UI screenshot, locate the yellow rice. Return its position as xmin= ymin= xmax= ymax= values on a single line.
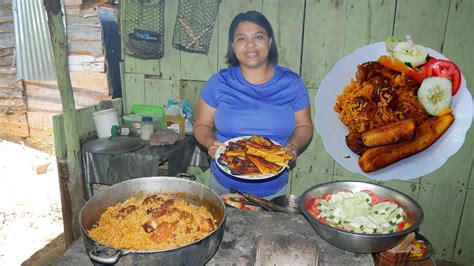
xmin=334 ymin=68 xmax=428 ymax=133
xmin=87 ymin=193 xmax=217 ymax=251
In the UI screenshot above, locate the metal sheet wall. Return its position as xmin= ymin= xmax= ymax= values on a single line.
xmin=13 ymin=0 xmax=56 ymax=80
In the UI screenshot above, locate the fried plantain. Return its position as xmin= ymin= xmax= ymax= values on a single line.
xmin=345 ymin=132 xmax=368 ymax=155
xmin=246 ymin=154 xmax=282 ymax=175
xmin=362 ymin=119 xmax=416 ymax=147
xmin=358 ymin=113 xmax=454 ymax=173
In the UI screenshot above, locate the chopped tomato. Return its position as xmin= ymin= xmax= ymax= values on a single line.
xmin=396 ymin=222 xmax=406 ymax=232
xmin=322 ymin=193 xmax=332 ymax=200
xmin=421 ymin=57 xmax=461 ymax=95
xmin=378 ymin=55 xmax=425 ymax=84
xmin=361 ymin=189 xmax=382 ymax=205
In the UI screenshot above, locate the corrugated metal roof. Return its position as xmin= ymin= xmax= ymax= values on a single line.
xmin=13 ymin=0 xmax=56 ymax=80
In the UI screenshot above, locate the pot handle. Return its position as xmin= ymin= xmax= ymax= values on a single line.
xmin=176 ymin=173 xmax=197 ymax=180
xmin=89 ymin=245 xmax=123 ymax=264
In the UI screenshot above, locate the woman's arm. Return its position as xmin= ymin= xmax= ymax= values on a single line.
xmin=285 ymin=106 xmax=314 ymax=159
xmin=193 ymin=99 xmax=223 ymax=159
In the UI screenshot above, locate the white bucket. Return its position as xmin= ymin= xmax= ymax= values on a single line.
xmin=92 ymin=108 xmax=119 ymax=138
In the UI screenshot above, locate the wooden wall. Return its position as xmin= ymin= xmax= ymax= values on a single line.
xmin=0 ymin=0 xmax=27 ymax=138
xmin=64 ymin=0 xmax=473 ymax=264
xmin=0 ymin=0 xmax=110 ymax=143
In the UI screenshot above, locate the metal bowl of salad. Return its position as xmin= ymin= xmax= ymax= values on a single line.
xmin=299 ymin=181 xmax=423 ymax=253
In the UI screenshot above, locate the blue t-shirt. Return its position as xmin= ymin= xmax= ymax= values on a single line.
xmin=200 ymin=65 xmax=310 ymax=196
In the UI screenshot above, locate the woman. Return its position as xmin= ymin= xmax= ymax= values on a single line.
xmin=193 ymin=11 xmax=313 ymax=198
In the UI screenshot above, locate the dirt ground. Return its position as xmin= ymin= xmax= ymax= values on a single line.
xmin=0 ymin=139 xmax=66 ymax=266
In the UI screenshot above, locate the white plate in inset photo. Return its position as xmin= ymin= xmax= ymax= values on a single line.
xmin=315 ymin=42 xmax=472 ymax=181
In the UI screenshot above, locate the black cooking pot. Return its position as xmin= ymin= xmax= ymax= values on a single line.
xmin=79 ymin=176 xmax=226 ymax=265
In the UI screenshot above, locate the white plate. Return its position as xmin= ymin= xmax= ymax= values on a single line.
xmin=315 ymin=42 xmax=472 ymax=181
xmin=215 ymin=136 xmax=286 ymax=180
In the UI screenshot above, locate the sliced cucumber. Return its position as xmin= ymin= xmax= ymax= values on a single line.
xmin=391 ymin=42 xmax=429 ymax=67
xmin=418 ymin=77 xmax=452 ymax=116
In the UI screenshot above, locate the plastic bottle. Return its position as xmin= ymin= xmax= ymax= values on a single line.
xmin=140 ymin=116 xmax=155 ymax=141
xmin=111 ymin=125 xmax=140 ymax=137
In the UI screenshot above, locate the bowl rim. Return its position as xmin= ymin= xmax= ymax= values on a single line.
xmin=298 ymin=180 xmax=424 ymax=237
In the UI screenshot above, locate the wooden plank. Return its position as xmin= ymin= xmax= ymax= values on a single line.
xmin=217 ymin=0 xmax=262 ymax=70
xmin=302 ymin=0 xmax=395 ymax=88
xmin=68 ymin=40 xmax=103 ymax=57
xmin=144 ymin=78 xmax=179 ymax=107
xmin=27 ymin=110 xmax=56 ymax=131
xmin=0 ymin=32 xmax=14 ymax=49
xmin=0 ymin=65 xmax=15 ymax=75
xmin=66 ymin=25 xmax=102 ymax=42
xmin=454 ymin=187 xmax=474 ymax=264
xmin=179 ymin=80 xmax=205 ymax=116
xmin=123 ymin=73 xmax=145 ymax=114
xmin=0 ymin=88 xmax=22 ymax=98
xmin=0 ymin=19 xmax=13 ymax=33
xmin=443 ymin=0 xmax=474 ymax=91
xmin=394 ymin=0 xmax=449 ymax=50
xmin=160 ymin=0 xmax=180 ymax=80
xmin=263 ymin=0 xmax=304 ymax=73
xmin=68 ymin=54 xmax=105 ymax=72
xmin=416 ymin=183 xmax=466 ymax=260
xmin=0 ymin=47 xmax=14 ymax=66
xmin=69 ymin=71 xmax=109 ymax=94
xmin=65 ymin=14 xmax=101 ymax=26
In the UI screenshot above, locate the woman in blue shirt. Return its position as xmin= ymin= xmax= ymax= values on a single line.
xmin=193 ymin=11 xmax=313 ymax=198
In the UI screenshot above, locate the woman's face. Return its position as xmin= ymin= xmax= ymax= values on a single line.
xmin=232 ymin=21 xmax=272 ymax=69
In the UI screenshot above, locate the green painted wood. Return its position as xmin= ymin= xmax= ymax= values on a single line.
xmin=262 ymin=0 xmax=304 ymax=73
xmin=179 ymin=80 xmax=205 ymax=115
xmin=394 ymin=0 xmax=449 ymax=50
xmin=302 ymin=0 xmax=395 ymax=88
xmin=123 ymin=73 xmax=145 ymax=114
xmin=217 ymin=0 xmax=262 ymax=69
xmin=417 ymin=183 xmax=466 ymax=260
xmin=144 ymin=78 xmax=180 ymax=107
xmin=160 ymin=0 xmax=180 ymax=80
xmin=455 ymin=188 xmax=474 ymax=264
xmin=443 ymin=0 xmax=474 ymax=93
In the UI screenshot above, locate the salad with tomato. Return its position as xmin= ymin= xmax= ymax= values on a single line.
xmin=380 ymin=35 xmax=462 ymax=116
xmin=305 ymin=189 xmax=410 ymax=234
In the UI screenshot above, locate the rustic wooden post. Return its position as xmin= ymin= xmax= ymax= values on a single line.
xmin=43 ymin=0 xmax=84 ymax=245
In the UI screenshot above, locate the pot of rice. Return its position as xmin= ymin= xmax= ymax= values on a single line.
xmin=79 ymin=176 xmax=226 ymax=265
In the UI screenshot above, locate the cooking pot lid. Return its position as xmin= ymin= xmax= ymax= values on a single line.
xmin=83 ymin=136 xmax=145 ymax=154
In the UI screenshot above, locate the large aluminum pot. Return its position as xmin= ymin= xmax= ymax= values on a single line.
xmin=299 ymin=181 xmax=423 ymax=253
xmin=79 ymin=176 xmax=226 ymax=265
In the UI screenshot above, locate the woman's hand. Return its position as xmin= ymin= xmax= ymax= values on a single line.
xmin=207 ymin=140 xmax=223 ymax=160
xmin=285 ymin=142 xmax=298 ymax=161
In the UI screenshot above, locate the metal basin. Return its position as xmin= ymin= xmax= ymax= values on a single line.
xmin=79 ymin=176 xmax=226 ymax=265
xmin=299 ymin=181 xmax=423 ymax=253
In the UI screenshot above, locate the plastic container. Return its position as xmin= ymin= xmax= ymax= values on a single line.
xmin=123 ymin=113 xmax=163 ymax=130
xmin=132 ymin=104 xmax=165 ymax=129
xmin=140 ymin=116 xmax=155 ymax=141
xmin=92 ymin=108 xmax=119 ymax=138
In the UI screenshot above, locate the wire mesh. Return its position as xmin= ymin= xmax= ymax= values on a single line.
xmin=123 ymin=0 xmax=165 ymax=59
xmin=172 ymin=0 xmax=221 ymax=54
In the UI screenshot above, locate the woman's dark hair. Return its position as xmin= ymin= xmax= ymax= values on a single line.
xmin=225 ymin=11 xmax=278 ymax=66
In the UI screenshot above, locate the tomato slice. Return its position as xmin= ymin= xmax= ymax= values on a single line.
xmin=360 ymin=189 xmax=382 ymax=205
xmin=420 ymin=57 xmax=462 ymax=95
